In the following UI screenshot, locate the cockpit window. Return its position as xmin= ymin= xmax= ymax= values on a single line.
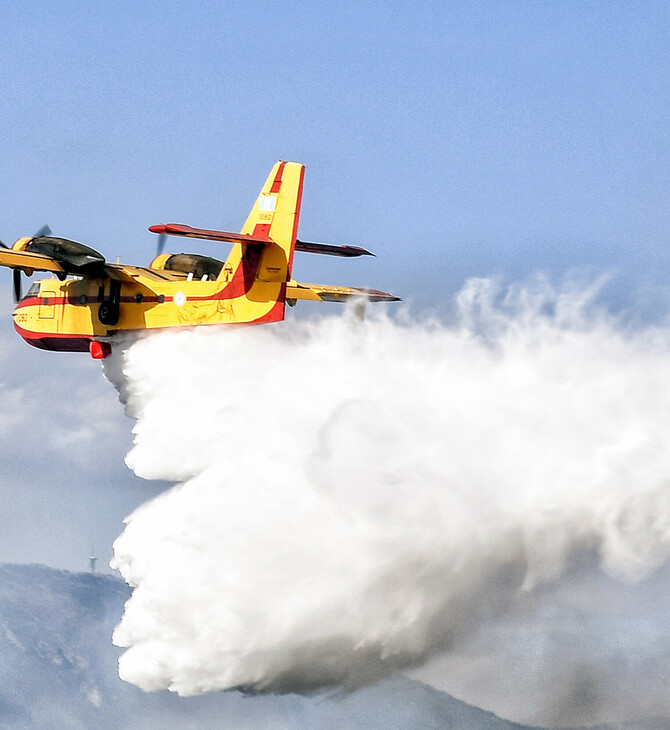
xmin=23 ymin=282 xmax=40 ymax=300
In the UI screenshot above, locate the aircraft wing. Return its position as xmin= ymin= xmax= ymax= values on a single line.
xmin=103 ymin=263 xmax=186 ymax=282
xmin=0 ymin=246 xmax=183 ymax=285
xmin=286 ymin=280 xmax=400 ymax=302
xmin=0 ymin=247 xmax=66 ymax=274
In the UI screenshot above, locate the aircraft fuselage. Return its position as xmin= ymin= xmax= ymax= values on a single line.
xmin=12 ymin=266 xmax=286 ymax=354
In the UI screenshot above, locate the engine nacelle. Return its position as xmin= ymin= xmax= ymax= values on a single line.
xmin=14 ymin=236 xmax=106 ymax=272
xmin=150 ymin=253 xmax=224 ymax=281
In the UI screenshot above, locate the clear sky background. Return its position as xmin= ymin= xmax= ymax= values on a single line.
xmin=0 ymin=1 xmax=668 ymax=569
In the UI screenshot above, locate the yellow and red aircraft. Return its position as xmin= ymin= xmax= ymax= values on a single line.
xmin=0 ymin=162 xmax=399 ymax=358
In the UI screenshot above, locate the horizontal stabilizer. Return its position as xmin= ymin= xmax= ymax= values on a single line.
xmin=149 ymin=224 xmax=374 ymax=257
xmin=286 ymin=280 xmax=400 ymax=303
xmin=295 ymin=240 xmax=373 ymax=257
xmin=149 ymin=223 xmax=268 ymax=246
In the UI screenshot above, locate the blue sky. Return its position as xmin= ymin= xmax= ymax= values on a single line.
xmin=2 ymin=2 xmax=668 ymax=311
xmin=0 ymin=1 xmax=668 ymax=564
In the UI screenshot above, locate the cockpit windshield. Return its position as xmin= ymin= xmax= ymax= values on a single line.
xmin=23 ymin=282 xmax=40 ymax=300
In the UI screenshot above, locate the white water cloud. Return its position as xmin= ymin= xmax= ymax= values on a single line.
xmin=106 ymin=277 xmax=670 ymax=697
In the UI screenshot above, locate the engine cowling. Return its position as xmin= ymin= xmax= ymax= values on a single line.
xmin=14 ymin=236 xmax=105 ymax=272
xmin=150 ymin=253 xmax=224 ymax=281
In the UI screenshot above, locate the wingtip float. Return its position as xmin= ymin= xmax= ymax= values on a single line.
xmin=1 ymin=162 xmax=400 ymax=359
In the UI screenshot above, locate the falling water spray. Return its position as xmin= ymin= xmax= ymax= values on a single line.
xmin=105 ymin=277 xmax=670 ymax=696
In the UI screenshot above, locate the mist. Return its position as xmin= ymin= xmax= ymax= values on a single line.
xmin=104 ymin=276 xmax=670 ymax=711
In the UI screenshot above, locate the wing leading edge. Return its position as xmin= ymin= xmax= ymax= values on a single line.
xmin=0 ymin=247 xmax=65 ymax=275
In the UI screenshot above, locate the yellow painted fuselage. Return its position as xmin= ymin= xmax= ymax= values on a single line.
xmin=12 ymin=264 xmax=286 ymax=352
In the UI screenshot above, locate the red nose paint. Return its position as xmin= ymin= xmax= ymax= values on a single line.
xmin=89 ymin=341 xmax=111 ymax=359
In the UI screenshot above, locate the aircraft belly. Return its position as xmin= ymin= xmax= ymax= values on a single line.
xmin=13 ymin=320 xmax=90 ymax=352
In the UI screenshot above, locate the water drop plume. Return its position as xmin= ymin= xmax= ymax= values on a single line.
xmin=105 ymin=276 xmax=670 ymax=695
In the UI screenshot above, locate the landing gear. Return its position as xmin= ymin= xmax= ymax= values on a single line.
xmin=98 ymin=280 xmax=121 ymax=326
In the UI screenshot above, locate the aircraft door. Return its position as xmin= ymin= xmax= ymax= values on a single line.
xmin=39 ymin=290 xmax=56 ymax=319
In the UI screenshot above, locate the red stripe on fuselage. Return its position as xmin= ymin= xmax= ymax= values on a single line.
xmin=14 ymin=296 xmax=286 ymax=353
xmin=14 ymin=273 xmax=280 ymax=307
xmin=14 ymin=250 xmax=280 ymax=323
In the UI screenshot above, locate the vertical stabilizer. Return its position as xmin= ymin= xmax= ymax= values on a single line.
xmin=216 ymin=162 xmax=305 ymax=323
xmin=242 ymin=162 xmax=304 ymax=256
xmin=239 ymin=161 xmax=305 ymax=282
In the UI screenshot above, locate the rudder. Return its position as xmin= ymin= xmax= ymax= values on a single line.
xmin=239 ymin=161 xmax=305 ymax=283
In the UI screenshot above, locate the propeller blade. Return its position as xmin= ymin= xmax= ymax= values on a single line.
xmin=156 ymin=233 xmax=167 ymax=257
xmin=34 ymin=224 xmax=52 ymax=238
xmin=12 ymin=269 xmax=21 ymax=303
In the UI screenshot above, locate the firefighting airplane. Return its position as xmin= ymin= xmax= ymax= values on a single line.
xmin=0 ymin=162 xmax=399 ymax=359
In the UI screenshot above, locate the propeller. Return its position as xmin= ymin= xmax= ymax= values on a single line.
xmin=33 ymin=224 xmax=52 ymax=238
xmin=156 ymin=233 xmax=167 ymax=257
xmin=0 ymin=237 xmax=17 ymax=300
xmin=12 ymin=270 xmax=21 ymax=302
xmin=8 ymin=224 xmax=52 ymax=302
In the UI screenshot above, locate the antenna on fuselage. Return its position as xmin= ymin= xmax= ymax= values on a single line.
xmin=89 ymin=549 xmax=97 ymax=574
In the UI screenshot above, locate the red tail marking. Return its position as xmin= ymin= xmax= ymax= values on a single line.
xmin=252 ymin=223 xmax=272 ymax=239
xmin=270 ymin=161 xmax=286 ymax=193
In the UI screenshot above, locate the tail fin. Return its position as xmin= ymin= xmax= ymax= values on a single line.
xmin=212 ymin=162 xmax=304 ymax=324
xmin=233 ymin=160 xmax=305 ymax=283
xmin=146 ymin=162 xmax=399 ymax=326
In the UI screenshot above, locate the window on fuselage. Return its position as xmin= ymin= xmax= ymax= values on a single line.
xmin=23 ymin=282 xmax=40 ymax=300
